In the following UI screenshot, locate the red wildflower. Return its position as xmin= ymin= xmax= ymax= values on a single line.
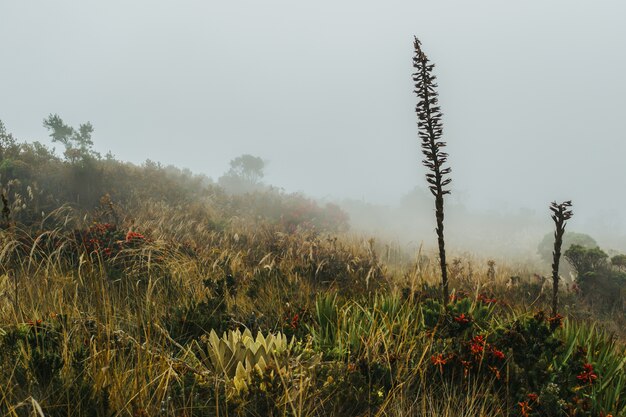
xmin=126 ymin=231 xmax=145 ymax=242
xmin=470 ymin=335 xmax=486 ymax=356
xmin=477 ymin=294 xmax=498 ymax=304
xmin=577 ymin=363 xmax=598 ymax=385
xmin=290 ymin=313 xmax=300 ymax=329
xmin=454 ymin=313 xmax=471 ymax=324
xmin=491 ymin=346 xmax=506 ymax=360
xmin=527 ymin=393 xmax=538 ymax=402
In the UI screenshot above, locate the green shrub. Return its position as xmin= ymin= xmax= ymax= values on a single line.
xmin=538 ymin=232 xmax=597 ymax=264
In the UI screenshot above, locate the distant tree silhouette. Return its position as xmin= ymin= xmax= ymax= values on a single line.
xmin=43 ymin=114 xmax=99 ymax=164
xmin=218 ymin=154 xmax=266 ymax=194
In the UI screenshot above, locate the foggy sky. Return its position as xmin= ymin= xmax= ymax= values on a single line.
xmin=1 ymin=1 xmax=626 ymax=235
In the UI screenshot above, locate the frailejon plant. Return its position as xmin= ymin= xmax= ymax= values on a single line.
xmin=413 ymin=37 xmax=452 ymax=305
xmin=549 ymin=200 xmax=573 ymax=316
xmin=193 ymin=328 xmax=293 ymax=393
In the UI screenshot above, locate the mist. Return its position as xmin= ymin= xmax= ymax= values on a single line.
xmin=2 ymin=0 xmax=625 ymax=256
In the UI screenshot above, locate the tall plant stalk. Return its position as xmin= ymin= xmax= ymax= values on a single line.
xmin=413 ymin=37 xmax=452 ymax=305
xmin=550 ymin=200 xmax=573 ymax=316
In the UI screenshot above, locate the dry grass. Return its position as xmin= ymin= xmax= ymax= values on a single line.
xmin=0 ymin=204 xmax=624 ymax=417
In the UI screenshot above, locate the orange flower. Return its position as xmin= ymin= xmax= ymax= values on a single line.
xmin=518 ymin=401 xmax=532 ymax=417
xmin=430 ymin=354 xmax=449 ymax=372
xmin=470 ymin=335 xmax=485 ymax=356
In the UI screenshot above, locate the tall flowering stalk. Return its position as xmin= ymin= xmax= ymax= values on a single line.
xmin=550 ymin=200 xmax=573 ymax=316
xmin=413 ymin=37 xmax=452 ymax=304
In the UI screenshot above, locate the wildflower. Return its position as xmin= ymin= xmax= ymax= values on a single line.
xmin=490 ymin=346 xmax=505 ymax=360
xmin=449 ymin=293 xmax=461 ymax=302
xmin=577 ymin=363 xmax=598 ymax=385
xmin=527 ymin=393 xmax=538 ymax=402
xmin=454 ymin=313 xmax=471 ymax=324
xmin=290 ymin=313 xmax=300 ymax=329
xmin=126 ymin=231 xmax=145 ymax=242
xmin=477 ymin=294 xmax=497 ymax=304
xmin=518 ymin=401 xmax=532 ymax=417
xmin=548 ymin=313 xmax=564 ymax=329
xmin=470 ymin=335 xmax=485 ymax=356
xmin=430 ymin=354 xmax=448 ymax=372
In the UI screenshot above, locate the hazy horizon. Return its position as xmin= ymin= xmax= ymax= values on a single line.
xmin=2 ymin=1 xmax=625 ymax=241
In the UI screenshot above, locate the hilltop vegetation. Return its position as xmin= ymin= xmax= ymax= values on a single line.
xmin=0 ymin=118 xmax=348 ymax=234
xmin=0 ymin=119 xmax=625 ymax=417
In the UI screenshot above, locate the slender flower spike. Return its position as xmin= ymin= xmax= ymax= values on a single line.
xmin=549 ymin=200 xmax=573 ymax=316
xmin=413 ymin=36 xmax=452 ymax=304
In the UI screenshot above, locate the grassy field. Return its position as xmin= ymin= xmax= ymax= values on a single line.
xmin=1 ymin=119 xmax=625 ymax=416
xmin=0 ymin=199 xmax=624 ymax=417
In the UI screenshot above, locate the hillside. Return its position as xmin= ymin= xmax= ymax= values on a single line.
xmin=1 ymin=121 xmax=625 ymax=417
